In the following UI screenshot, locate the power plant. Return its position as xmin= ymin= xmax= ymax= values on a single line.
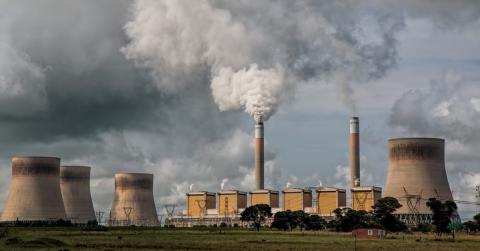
xmin=0 ymin=118 xmax=462 ymax=228
xmin=1 ymin=157 xmax=67 ymax=222
xmin=384 ymin=138 xmax=456 ymax=224
xmin=60 ymin=166 xmax=96 ymax=224
xmin=109 ymin=173 xmax=159 ymax=226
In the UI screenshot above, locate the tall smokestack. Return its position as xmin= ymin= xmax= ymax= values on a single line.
xmin=255 ymin=120 xmax=264 ymax=190
xmin=350 ymin=117 xmax=360 ymax=188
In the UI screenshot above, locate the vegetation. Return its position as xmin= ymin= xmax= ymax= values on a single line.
xmin=0 ymin=227 xmax=478 ymax=251
xmin=426 ymin=198 xmax=458 ymax=236
xmin=328 ymin=208 xmax=375 ymax=231
xmin=271 ymin=210 xmax=327 ymax=231
xmin=463 ymin=213 xmax=480 ymax=233
xmin=240 ymin=204 xmax=272 ymax=231
xmin=371 ymin=197 xmax=407 ymax=232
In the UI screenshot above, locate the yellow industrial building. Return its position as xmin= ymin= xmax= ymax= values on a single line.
xmin=350 ymin=186 xmax=382 ymax=211
xmin=282 ymin=188 xmax=312 ymax=211
xmin=186 ymin=191 xmax=216 ymax=217
xmin=249 ymin=189 xmax=279 ymax=208
xmin=217 ymin=190 xmax=247 ymax=216
xmin=316 ymin=187 xmax=346 ymax=216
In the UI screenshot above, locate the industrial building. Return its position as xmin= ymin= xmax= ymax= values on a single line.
xmin=283 ymin=188 xmax=313 ymax=212
xmin=1 ymin=156 xmax=67 ymax=222
xmin=350 ymin=186 xmax=382 ymax=211
xmin=316 ymin=187 xmax=346 ymax=216
xmin=384 ymin=138 xmax=457 ymax=225
xmin=218 ymin=190 xmax=247 ymax=216
xmin=186 ymin=191 xmax=217 ymax=217
xmin=250 ymin=189 xmax=279 ymax=208
xmin=109 ymin=173 xmax=159 ymax=226
xmin=60 ymin=166 xmax=96 ymax=224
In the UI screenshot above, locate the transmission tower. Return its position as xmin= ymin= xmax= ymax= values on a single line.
xmin=123 ymin=207 xmax=133 ymax=226
xmin=96 ymin=211 xmax=105 ymax=225
xmin=164 ymin=204 xmax=176 ymax=217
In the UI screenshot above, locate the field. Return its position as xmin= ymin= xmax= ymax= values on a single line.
xmin=0 ymin=227 xmax=479 ymax=251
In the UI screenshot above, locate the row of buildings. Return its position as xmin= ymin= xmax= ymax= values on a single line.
xmin=184 ymin=187 xmax=381 ymax=217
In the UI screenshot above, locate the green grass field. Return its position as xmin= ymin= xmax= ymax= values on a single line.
xmin=0 ymin=227 xmax=479 ymax=251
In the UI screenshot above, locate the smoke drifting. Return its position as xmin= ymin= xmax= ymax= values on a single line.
xmin=123 ymin=0 xmax=405 ymax=118
xmin=212 ymin=65 xmax=284 ymax=122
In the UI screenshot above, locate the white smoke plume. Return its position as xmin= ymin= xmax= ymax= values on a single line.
xmin=189 ymin=184 xmax=195 ymax=192
xmin=285 ymin=182 xmax=291 ymax=189
xmin=220 ymin=178 xmax=229 ymax=190
xmin=212 ymin=65 xmax=284 ymax=122
xmin=123 ymin=0 xmax=406 ymax=119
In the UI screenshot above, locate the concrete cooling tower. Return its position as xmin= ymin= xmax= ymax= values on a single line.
xmin=60 ymin=166 xmax=96 ymax=224
xmin=1 ymin=156 xmax=67 ymax=222
xmin=109 ymin=173 xmax=159 ymax=226
xmin=384 ymin=138 xmax=455 ymax=224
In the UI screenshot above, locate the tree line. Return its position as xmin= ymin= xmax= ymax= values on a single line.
xmin=240 ymin=197 xmax=472 ymax=236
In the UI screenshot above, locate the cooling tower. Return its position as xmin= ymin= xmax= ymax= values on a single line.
xmin=255 ymin=120 xmax=265 ymax=190
xmin=109 ymin=173 xmax=159 ymax=226
xmin=384 ymin=138 xmax=454 ymax=217
xmin=350 ymin=117 xmax=360 ymax=188
xmin=1 ymin=156 xmax=67 ymax=221
xmin=60 ymin=166 xmax=96 ymax=224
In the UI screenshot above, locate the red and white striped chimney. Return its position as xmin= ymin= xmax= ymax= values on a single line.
xmin=350 ymin=117 xmax=360 ymax=188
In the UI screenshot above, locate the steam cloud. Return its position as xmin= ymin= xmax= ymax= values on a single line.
xmin=123 ymin=0 xmax=406 ymax=118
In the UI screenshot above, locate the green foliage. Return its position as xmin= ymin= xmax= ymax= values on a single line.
xmin=426 ymin=198 xmax=458 ymax=235
xmin=463 ymin=221 xmax=479 ymax=232
xmin=304 ymin=215 xmax=327 ymax=231
xmin=240 ymin=204 xmax=272 ymax=231
xmin=271 ymin=210 xmax=326 ymax=231
xmin=474 ymin=213 xmax=480 ymax=225
xmin=372 ymin=197 xmax=406 ymax=232
xmin=328 ymin=208 xmax=378 ymax=232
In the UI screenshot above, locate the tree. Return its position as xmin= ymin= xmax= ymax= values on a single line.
xmin=426 ymin=198 xmax=457 ymax=236
xmin=371 ymin=197 xmax=406 ymax=232
xmin=271 ymin=211 xmax=289 ymax=231
xmin=463 ymin=221 xmax=478 ymax=233
xmin=271 ymin=210 xmax=297 ymax=231
xmin=293 ymin=210 xmax=309 ymax=231
xmin=329 ymin=208 xmax=376 ymax=232
xmin=304 ymin=214 xmax=327 ymax=231
xmin=240 ymin=204 xmax=272 ymax=231
xmin=474 ymin=213 xmax=480 ymax=225
xmin=463 ymin=213 xmax=480 ymax=233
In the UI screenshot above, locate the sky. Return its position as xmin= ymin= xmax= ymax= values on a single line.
xmin=0 ymin=0 xmax=479 ymax=221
